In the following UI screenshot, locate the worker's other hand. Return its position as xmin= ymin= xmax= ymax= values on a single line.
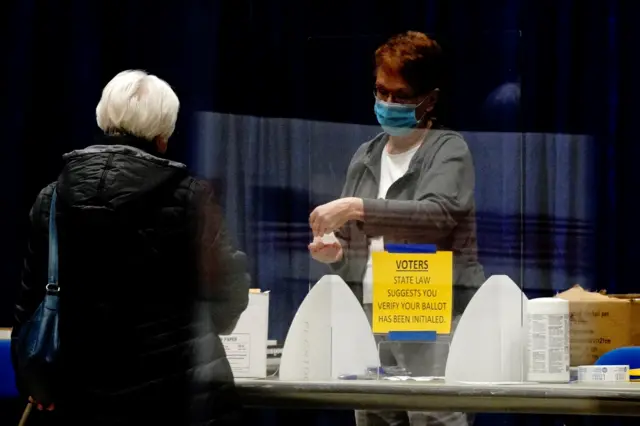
xmin=309 ymin=197 xmax=362 ymax=237
xmin=308 ymin=237 xmax=343 ymax=264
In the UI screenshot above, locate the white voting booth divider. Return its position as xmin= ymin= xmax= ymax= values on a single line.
xmin=279 ymin=275 xmax=380 ymax=381
xmin=445 ymin=275 xmax=529 ymax=384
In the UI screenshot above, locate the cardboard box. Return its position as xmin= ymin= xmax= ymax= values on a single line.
xmin=604 ymin=293 xmax=640 ymax=347
xmin=556 ymin=286 xmax=640 ymax=366
xmin=221 ymin=290 xmax=269 ymax=378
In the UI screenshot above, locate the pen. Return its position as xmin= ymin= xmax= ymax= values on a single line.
xmin=338 ymin=374 xmax=375 ymax=380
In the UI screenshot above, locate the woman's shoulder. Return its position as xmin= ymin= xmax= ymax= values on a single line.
xmin=31 ymin=182 xmax=57 ymax=214
xmin=426 ymin=127 xmax=471 ymax=157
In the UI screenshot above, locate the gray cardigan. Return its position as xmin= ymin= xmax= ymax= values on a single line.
xmin=329 ymin=130 xmax=485 ymax=314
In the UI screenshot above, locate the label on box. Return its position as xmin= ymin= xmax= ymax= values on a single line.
xmin=222 ymin=334 xmax=251 ymax=373
xmin=577 ymin=365 xmax=629 ymax=382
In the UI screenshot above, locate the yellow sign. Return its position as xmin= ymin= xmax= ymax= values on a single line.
xmin=372 ymin=251 xmax=453 ymax=334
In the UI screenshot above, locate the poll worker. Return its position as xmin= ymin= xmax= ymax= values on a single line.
xmin=11 ymin=70 xmax=249 ymax=425
xmin=309 ymin=32 xmax=485 ymax=426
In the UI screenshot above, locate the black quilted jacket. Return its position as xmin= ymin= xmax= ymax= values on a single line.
xmin=11 ymin=134 xmax=249 ymax=425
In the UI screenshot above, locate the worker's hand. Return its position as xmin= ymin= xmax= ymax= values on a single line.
xmin=309 ymin=197 xmax=363 ymax=237
xmin=29 ymin=396 xmax=54 ymax=411
xmin=308 ymin=237 xmax=343 ymax=264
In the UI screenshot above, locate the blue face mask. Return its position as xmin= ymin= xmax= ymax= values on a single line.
xmin=374 ymin=99 xmax=427 ymax=136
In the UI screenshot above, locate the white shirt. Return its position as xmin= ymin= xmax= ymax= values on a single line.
xmin=362 ymin=143 xmax=420 ymax=304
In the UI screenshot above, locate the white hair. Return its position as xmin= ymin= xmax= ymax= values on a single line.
xmin=96 ymin=70 xmax=180 ymax=141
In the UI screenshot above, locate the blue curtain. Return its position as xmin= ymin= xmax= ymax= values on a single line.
xmin=0 ymin=0 xmax=633 ymax=425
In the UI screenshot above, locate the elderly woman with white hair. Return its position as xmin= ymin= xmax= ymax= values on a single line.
xmin=11 ymin=70 xmax=249 ymax=425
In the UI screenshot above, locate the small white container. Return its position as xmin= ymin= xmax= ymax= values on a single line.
xmin=526 ymin=298 xmax=570 ymax=383
xmin=577 ymin=365 xmax=630 ymax=383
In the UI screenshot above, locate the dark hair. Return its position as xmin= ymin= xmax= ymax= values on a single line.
xmin=375 ymin=31 xmax=444 ymax=96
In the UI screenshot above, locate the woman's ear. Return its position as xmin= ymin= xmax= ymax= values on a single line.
xmin=425 ymin=88 xmax=440 ymax=112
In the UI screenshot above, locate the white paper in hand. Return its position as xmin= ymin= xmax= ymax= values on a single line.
xmin=321 ymin=232 xmax=339 ymax=245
